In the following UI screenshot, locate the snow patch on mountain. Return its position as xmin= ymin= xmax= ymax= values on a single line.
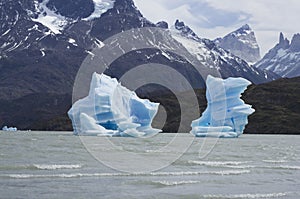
xmin=31 ymin=0 xmax=74 ymax=34
xmin=171 ymin=31 xmax=219 ymax=70
xmin=68 ymin=38 xmax=78 ymax=46
xmin=1 ymin=29 xmax=11 ymax=37
xmin=83 ymin=0 xmax=115 ymax=21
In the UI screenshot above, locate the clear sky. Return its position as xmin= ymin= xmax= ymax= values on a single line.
xmin=133 ymin=0 xmax=300 ymax=56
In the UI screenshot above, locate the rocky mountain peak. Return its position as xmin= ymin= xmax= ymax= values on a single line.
xmin=242 ymin=24 xmax=250 ymax=30
xmin=156 ymin=21 xmax=168 ymax=29
xmin=279 ymin=32 xmax=284 ymax=44
xmin=214 ymin=24 xmax=261 ymax=63
xmin=235 ymin=24 xmax=251 ymax=34
xmin=115 ymin=0 xmax=140 ymax=13
xmin=89 ymin=0 xmax=154 ymax=41
xmin=170 ymin=21 xmax=278 ymax=84
xmin=174 ymin=19 xmax=199 ymax=40
xmin=255 ymin=32 xmax=300 ymax=78
xmin=290 ymin=33 xmax=300 ymax=52
xmin=278 ymin=32 xmax=290 ymax=49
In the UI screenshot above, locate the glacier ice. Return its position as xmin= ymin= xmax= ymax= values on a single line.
xmin=83 ymin=0 xmax=115 ymax=21
xmin=191 ymin=75 xmax=255 ymax=138
xmin=68 ymin=72 xmax=161 ymax=137
xmin=2 ymin=126 xmax=17 ymax=131
xmin=31 ymin=0 xmax=72 ymax=34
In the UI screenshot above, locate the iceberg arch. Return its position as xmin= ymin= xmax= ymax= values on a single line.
xmin=68 ymin=73 xmax=161 ymax=137
xmin=191 ymin=75 xmax=255 ymax=138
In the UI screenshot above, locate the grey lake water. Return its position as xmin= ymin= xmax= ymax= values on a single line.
xmin=0 ymin=132 xmax=299 ymax=199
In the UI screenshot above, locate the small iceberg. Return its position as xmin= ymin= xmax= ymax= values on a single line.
xmin=2 ymin=126 xmax=17 ymax=131
xmin=191 ymin=75 xmax=255 ymax=138
xmin=68 ymin=73 xmax=161 ymax=137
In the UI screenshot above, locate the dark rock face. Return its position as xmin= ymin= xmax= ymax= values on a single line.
xmin=215 ymin=24 xmax=261 ymax=63
xmin=0 ymin=0 xmax=153 ymax=101
xmin=0 ymin=0 xmax=49 ymax=52
xmin=156 ymin=21 xmax=168 ymax=29
xmin=174 ymin=19 xmax=198 ymax=39
xmin=255 ymin=33 xmax=300 ymax=78
xmin=290 ymin=33 xmax=300 ymax=52
xmin=242 ymin=76 xmax=300 ymax=134
xmin=46 ymin=0 xmax=95 ymax=19
xmin=0 ymin=92 xmax=72 ymax=131
xmin=278 ymin=32 xmax=290 ymax=49
xmin=90 ymin=0 xmax=154 ymax=41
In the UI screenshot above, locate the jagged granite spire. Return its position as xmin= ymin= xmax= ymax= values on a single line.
xmin=278 ymin=32 xmax=290 ymax=49
xmin=255 ymin=32 xmax=300 ymax=78
xmin=214 ymin=24 xmax=261 ymax=63
xmin=174 ymin=19 xmax=199 ymax=40
xmin=279 ymin=32 xmax=284 ymax=44
xmin=290 ymin=33 xmax=300 ymax=52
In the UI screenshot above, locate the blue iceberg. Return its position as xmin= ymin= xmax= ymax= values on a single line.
xmin=68 ymin=73 xmax=161 ymax=137
xmin=191 ymin=75 xmax=255 ymax=138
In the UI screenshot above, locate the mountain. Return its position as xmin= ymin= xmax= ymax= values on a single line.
xmin=215 ymin=24 xmax=261 ymax=64
xmin=0 ymin=0 xmax=87 ymax=100
xmin=171 ymin=20 xmax=278 ymax=83
xmin=0 ymin=0 xmax=279 ymax=130
xmin=255 ymin=32 xmax=300 ymax=78
xmin=0 ymin=0 xmax=158 ymax=100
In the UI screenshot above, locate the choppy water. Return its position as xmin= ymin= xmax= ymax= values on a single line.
xmin=0 ymin=132 xmax=299 ymax=199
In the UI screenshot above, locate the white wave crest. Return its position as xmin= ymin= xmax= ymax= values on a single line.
xmin=263 ymin=160 xmax=288 ymax=163
xmin=7 ymin=169 xmax=250 ymax=179
xmin=33 ymin=164 xmax=82 ymax=170
xmin=271 ymin=165 xmax=300 ymax=170
xmin=203 ymin=192 xmax=289 ymax=198
xmin=189 ymin=160 xmax=250 ymax=167
xmin=152 ymin=180 xmax=201 ymax=186
xmin=8 ymin=173 xmax=127 ymax=179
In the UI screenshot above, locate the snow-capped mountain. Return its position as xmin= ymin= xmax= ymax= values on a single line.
xmin=0 ymin=0 xmax=280 ymax=129
xmin=0 ymin=0 xmax=276 ymax=101
xmin=0 ymin=0 xmax=152 ymax=54
xmin=171 ymin=20 xmax=277 ymax=83
xmin=0 ymin=0 xmax=52 ymax=53
xmin=255 ymin=33 xmax=300 ymax=78
xmin=215 ymin=24 xmax=261 ymax=64
xmin=0 ymin=0 xmax=155 ymax=100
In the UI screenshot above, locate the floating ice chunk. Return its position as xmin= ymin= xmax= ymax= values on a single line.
xmin=2 ymin=126 xmax=17 ymax=131
xmin=68 ymin=73 xmax=161 ymax=137
xmin=191 ymin=75 xmax=255 ymax=138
